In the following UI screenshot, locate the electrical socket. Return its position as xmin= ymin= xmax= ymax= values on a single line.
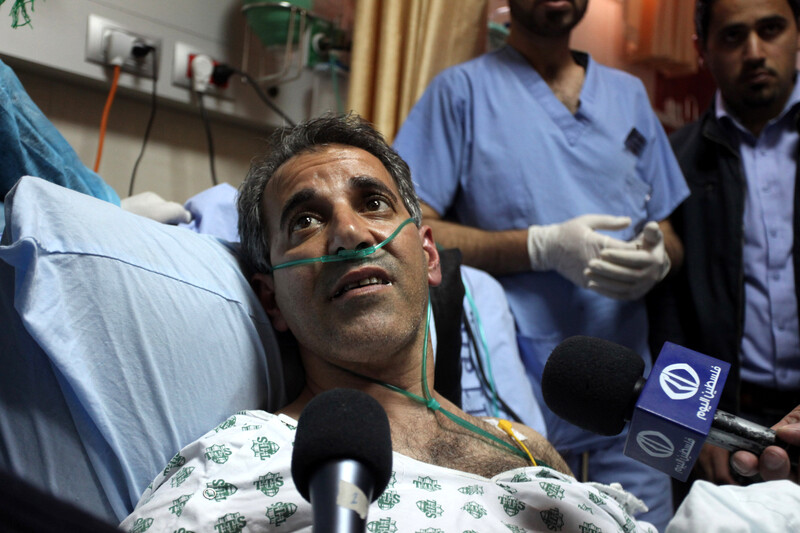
xmin=86 ymin=14 xmax=160 ymax=78
xmin=172 ymin=42 xmax=230 ymax=97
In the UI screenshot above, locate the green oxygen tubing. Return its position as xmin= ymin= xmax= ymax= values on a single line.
xmin=270 ymin=217 xmax=416 ymax=271
xmin=271 ymin=216 xmax=545 ymax=465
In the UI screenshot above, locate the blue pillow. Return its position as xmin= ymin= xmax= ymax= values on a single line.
xmin=0 ymin=177 xmax=287 ymax=523
xmin=179 ymin=182 xmax=240 ymax=242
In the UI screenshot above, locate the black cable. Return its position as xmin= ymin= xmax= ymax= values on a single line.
xmin=212 ymin=64 xmax=296 ymax=126
xmin=462 ymin=305 xmax=524 ymax=424
xmin=195 ymin=90 xmax=218 ymax=187
xmin=128 ymin=45 xmax=158 ymax=197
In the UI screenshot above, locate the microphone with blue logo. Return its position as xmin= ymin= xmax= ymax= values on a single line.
xmin=542 ymin=336 xmax=799 ymax=481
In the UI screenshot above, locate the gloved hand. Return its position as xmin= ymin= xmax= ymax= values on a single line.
xmin=585 ymin=220 xmax=670 ymax=300
xmin=527 ymin=214 xmax=634 ymax=288
xmin=121 ymin=191 xmax=192 ymax=225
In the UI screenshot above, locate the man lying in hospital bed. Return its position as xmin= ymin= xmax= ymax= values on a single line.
xmin=0 ymin=172 xmax=541 ymax=525
xmin=0 ymin=57 xmax=797 ymax=532
xmin=0 ymin=60 xmax=542 ymax=523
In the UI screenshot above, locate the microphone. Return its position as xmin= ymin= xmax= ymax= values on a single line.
xmin=542 ymin=336 xmax=799 ymax=481
xmin=291 ymin=388 xmax=393 ymax=532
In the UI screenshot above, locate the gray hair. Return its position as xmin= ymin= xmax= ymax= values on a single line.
xmin=237 ymin=113 xmax=422 ymax=274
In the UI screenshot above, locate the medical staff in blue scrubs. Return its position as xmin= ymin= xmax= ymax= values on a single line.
xmin=394 ymin=1 xmax=689 ymax=529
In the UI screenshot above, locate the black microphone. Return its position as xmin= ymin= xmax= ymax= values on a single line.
xmin=291 ymin=388 xmax=393 ymax=532
xmin=542 ymin=336 xmax=798 ymax=480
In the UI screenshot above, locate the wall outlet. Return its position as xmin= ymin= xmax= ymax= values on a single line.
xmin=172 ymin=41 xmax=230 ymax=97
xmin=86 ymin=14 xmax=160 ymax=78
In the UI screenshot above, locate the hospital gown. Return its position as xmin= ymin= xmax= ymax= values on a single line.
xmin=120 ymin=411 xmax=656 ymax=532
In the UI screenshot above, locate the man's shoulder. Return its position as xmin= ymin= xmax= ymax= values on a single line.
xmin=585 ymin=55 xmax=646 ymax=89
xmin=202 ymin=410 xmax=294 ymax=440
xmin=407 ymin=50 xmax=509 ymax=114
xmin=669 ymin=108 xmax=716 ymax=153
xmin=432 ymin=48 xmax=513 ymax=85
xmin=582 ymin=55 xmax=653 ymax=110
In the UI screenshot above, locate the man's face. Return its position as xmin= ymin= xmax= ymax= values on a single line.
xmin=254 ymin=145 xmax=441 ymax=364
xmin=700 ymin=0 xmax=799 ymax=116
xmin=509 ymin=0 xmax=589 ymax=38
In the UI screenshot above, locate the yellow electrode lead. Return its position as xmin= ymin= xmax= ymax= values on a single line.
xmin=497 ymin=419 xmax=537 ymax=466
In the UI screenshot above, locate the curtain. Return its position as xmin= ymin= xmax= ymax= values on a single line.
xmin=347 ymin=0 xmax=488 ymax=143
xmin=624 ymin=0 xmax=696 ymax=76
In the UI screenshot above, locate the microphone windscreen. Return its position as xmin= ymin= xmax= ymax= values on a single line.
xmin=542 ymin=335 xmax=645 ymax=436
xmin=291 ymin=388 xmax=393 ymax=502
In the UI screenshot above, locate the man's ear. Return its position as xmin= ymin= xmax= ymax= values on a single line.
xmin=420 ymin=225 xmax=442 ymax=287
xmin=251 ymin=272 xmax=289 ymax=332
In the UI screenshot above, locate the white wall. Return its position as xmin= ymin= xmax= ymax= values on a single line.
xmin=0 ymin=0 xmax=323 ymax=125
xmin=0 ymin=0 xmax=345 ymax=202
xmin=8 ymin=59 xmax=271 ymax=201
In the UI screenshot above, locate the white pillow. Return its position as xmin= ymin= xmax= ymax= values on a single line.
xmin=0 ymin=176 xmax=287 ymax=523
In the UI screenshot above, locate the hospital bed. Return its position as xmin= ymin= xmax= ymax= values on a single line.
xmin=0 ymin=58 xmax=542 ymax=527
xmin=1 ymin=174 xmax=548 ymax=526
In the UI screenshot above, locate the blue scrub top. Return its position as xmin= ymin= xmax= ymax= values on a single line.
xmin=395 ymin=46 xmax=689 ymax=451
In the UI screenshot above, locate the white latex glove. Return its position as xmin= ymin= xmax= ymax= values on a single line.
xmin=121 ymin=191 xmax=192 ymax=225
xmin=585 ymin=220 xmax=670 ymax=300
xmin=527 ymin=214 xmax=634 ymax=288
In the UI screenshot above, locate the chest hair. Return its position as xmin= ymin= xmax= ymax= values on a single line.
xmin=390 ymin=414 xmax=531 ymax=478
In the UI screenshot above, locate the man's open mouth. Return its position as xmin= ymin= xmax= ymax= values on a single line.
xmin=333 ymin=277 xmax=391 ymax=298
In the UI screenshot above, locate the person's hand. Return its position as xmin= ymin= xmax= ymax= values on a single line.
xmin=527 ymin=214 xmax=633 ymax=288
xmin=584 ymin=221 xmax=670 ymax=300
xmin=730 ymin=405 xmax=800 ymax=483
xmin=693 ymin=444 xmax=739 ymax=485
xmin=121 ymin=191 xmax=192 ymax=225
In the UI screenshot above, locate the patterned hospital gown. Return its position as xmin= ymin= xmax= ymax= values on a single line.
xmin=120 ymin=411 xmax=657 ymax=532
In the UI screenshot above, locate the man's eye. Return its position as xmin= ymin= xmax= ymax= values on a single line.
xmin=365 ymin=197 xmax=390 ymax=212
xmin=721 ymin=29 xmax=744 ymax=44
xmin=760 ymin=22 xmax=786 ymax=39
xmin=291 ymin=214 xmax=320 ymax=232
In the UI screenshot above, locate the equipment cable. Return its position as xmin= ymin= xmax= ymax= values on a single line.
xmin=462 ymin=314 xmax=524 ymax=424
xmin=94 ymin=64 xmax=121 ymax=173
xmin=211 ymin=64 xmax=296 ymax=127
xmin=195 ymin=90 xmax=218 ymax=187
xmin=128 ymin=46 xmax=158 ymax=196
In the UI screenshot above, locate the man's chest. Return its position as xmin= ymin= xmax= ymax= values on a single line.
xmin=392 ymin=423 xmax=529 ymax=479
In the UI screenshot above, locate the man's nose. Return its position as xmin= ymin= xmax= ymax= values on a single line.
xmin=327 ymin=210 xmax=374 ymax=255
xmin=743 ymin=32 xmax=766 ymax=62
